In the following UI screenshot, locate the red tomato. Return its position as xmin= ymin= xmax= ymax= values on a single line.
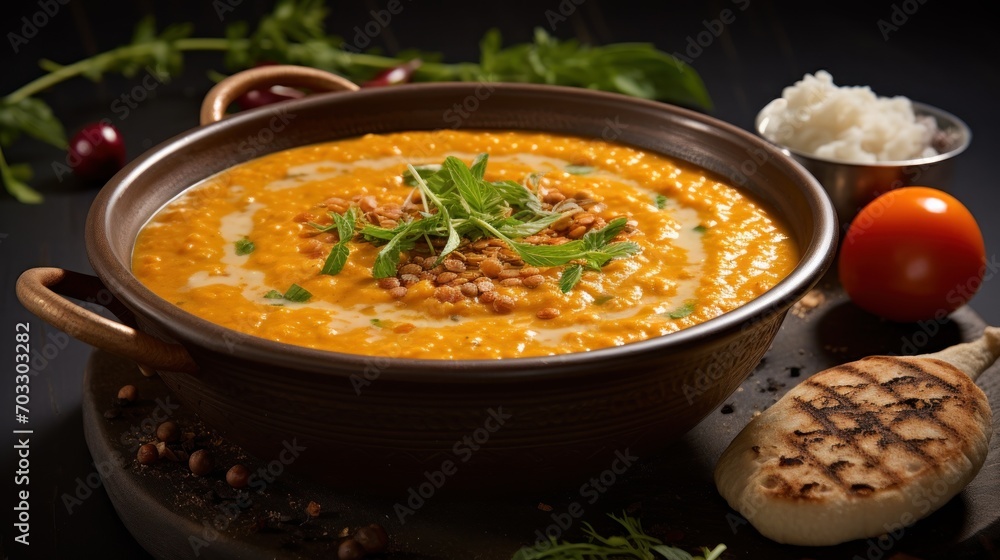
xmin=839 ymin=187 xmax=986 ymax=322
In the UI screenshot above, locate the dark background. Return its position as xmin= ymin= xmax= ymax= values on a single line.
xmin=1 ymin=0 xmax=997 ymax=558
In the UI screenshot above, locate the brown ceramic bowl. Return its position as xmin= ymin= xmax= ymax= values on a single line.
xmin=17 ymin=66 xmax=837 ymax=494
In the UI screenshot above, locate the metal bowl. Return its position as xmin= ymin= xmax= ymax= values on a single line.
xmin=755 ymin=101 xmax=971 ymax=227
xmin=17 ymin=66 xmax=838 ymax=494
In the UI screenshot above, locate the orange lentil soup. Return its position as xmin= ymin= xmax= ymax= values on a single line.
xmin=132 ymin=130 xmax=797 ymax=359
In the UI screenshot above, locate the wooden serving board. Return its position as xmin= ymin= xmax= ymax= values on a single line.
xmin=82 ymin=280 xmax=1000 ymax=559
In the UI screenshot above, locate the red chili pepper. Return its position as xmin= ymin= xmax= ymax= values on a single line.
xmin=362 ymin=59 xmax=422 ymax=87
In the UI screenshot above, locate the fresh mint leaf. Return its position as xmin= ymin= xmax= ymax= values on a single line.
xmin=283 ymin=283 xmax=312 ymax=302
xmin=565 ymin=164 xmax=594 ymax=175
xmin=582 ymin=217 xmax=629 ymax=250
xmin=332 ymin=206 xmax=357 ymax=241
xmin=665 ymin=301 xmax=696 ymax=319
xmin=320 ymin=242 xmax=350 ymax=275
xmin=558 ymin=264 xmax=584 ymax=293
xmin=443 ymin=156 xmax=499 ymax=215
xmin=402 ymin=164 xmax=441 ymax=186
xmin=469 ymin=152 xmax=489 ymax=180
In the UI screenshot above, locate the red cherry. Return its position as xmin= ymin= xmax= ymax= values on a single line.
xmin=69 ymin=122 xmax=126 ymax=183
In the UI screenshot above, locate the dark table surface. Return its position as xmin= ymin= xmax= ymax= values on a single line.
xmin=1 ymin=1 xmax=998 ymax=558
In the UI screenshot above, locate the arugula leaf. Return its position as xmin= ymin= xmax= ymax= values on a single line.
xmin=0 ymin=154 xmax=42 ymax=204
xmin=511 ymin=512 xmax=726 ymax=560
xmin=235 ymin=237 xmax=255 ymax=255
xmin=0 ymin=98 xmax=67 ymax=149
xmin=2 ymin=0 xmax=711 ymax=203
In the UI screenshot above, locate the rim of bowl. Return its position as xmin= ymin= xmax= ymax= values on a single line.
xmin=90 ymin=82 xmax=838 ymax=383
xmin=755 ymin=101 xmax=972 ymax=168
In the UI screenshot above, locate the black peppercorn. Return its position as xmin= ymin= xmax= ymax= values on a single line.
xmin=354 ymin=523 xmax=389 ymax=553
xmin=156 ymin=421 xmax=179 ymax=443
xmin=226 ymin=464 xmax=250 ymax=488
xmin=189 ymin=449 xmax=214 ymax=476
xmin=116 ymin=384 xmax=137 ymax=405
xmin=337 ymin=539 xmax=365 ymax=560
xmin=136 ymin=443 xmax=158 ymax=465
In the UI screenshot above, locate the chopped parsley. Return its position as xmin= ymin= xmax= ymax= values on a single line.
xmin=234 ymin=237 xmax=255 ymax=255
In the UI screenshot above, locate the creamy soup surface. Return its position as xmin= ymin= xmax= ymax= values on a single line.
xmin=132 ymin=130 xmax=797 ymax=359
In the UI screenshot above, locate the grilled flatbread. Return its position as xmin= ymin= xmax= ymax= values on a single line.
xmin=714 ymin=326 xmax=999 ymax=546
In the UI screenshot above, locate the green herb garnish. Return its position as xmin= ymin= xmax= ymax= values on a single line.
xmin=511 ymin=512 xmax=726 ymax=560
xmin=263 ymin=285 xmax=311 ymax=303
xmin=282 ymin=283 xmax=312 ymax=302
xmin=234 ymin=237 xmax=255 ymax=256
xmin=594 ymin=294 xmax=615 ymax=305
xmin=318 ymin=207 xmax=358 ymax=276
xmin=665 ymin=300 xmax=696 ymax=319
xmin=693 ymin=225 xmax=708 ymax=234
xmin=1 ymin=0 xmax=710 ymax=203
xmin=345 ymin=154 xmax=639 ymax=291
xmin=654 ymin=194 xmax=669 ymax=209
xmin=565 ymin=164 xmax=594 ymax=175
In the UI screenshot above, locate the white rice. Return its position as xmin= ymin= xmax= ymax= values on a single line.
xmin=758 ymin=71 xmax=938 ymax=163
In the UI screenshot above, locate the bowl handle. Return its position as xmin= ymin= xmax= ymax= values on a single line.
xmin=200 ymin=65 xmax=360 ymax=125
xmin=16 ymin=267 xmax=198 ymax=374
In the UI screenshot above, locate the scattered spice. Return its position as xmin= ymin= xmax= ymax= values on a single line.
xmin=791 ymin=288 xmax=825 ymax=318
xmin=305 ymin=501 xmax=322 ymax=518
